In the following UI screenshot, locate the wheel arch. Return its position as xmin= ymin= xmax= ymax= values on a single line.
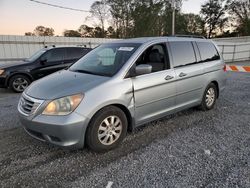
xmin=86 ymin=103 xmax=135 ymax=133
xmin=7 ymin=72 xmax=33 ymax=87
xmin=112 ymin=104 xmax=134 ymax=132
xmin=210 ymin=80 xmax=219 ymax=98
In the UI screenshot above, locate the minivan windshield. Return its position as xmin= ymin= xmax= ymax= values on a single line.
xmin=25 ymin=49 xmax=46 ymax=62
xmin=69 ymin=43 xmax=140 ymax=77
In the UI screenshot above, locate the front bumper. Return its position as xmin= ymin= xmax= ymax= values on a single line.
xmin=18 ymin=112 xmax=90 ymax=148
xmin=0 ymin=76 xmax=7 ymax=88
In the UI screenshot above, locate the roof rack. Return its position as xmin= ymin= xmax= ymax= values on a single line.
xmin=171 ymin=35 xmax=206 ymax=39
xmin=44 ymin=45 xmax=56 ymax=48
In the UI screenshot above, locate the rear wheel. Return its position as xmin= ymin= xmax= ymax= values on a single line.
xmin=9 ymin=75 xmax=31 ymax=93
xmin=86 ymin=106 xmax=128 ymax=152
xmin=199 ymin=83 xmax=217 ymax=111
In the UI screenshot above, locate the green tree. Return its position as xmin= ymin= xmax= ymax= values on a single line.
xmin=33 ymin=26 xmax=55 ymax=36
xmin=93 ymin=26 xmax=107 ymax=37
xmin=200 ymin=0 xmax=228 ymax=38
xmin=86 ymin=0 xmax=185 ymax=38
xmin=24 ymin=32 xmax=35 ymax=36
xmin=107 ymin=0 xmax=133 ymax=38
xmin=227 ymin=0 xmax=250 ymax=36
xmin=183 ymin=13 xmax=205 ymax=35
xmin=78 ymin=25 xmax=94 ymax=37
xmin=106 ymin=26 xmax=117 ymax=38
xmin=106 ymin=0 xmax=184 ymax=38
xmin=63 ymin=30 xmax=81 ymax=37
xmin=89 ymin=0 xmax=110 ymax=37
xmin=131 ymin=0 xmax=165 ymax=37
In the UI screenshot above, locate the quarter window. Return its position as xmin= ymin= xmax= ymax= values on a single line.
xmin=169 ymin=41 xmax=196 ymax=68
xmin=197 ymin=42 xmax=220 ymax=62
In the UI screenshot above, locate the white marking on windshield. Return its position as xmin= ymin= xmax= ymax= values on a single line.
xmin=118 ymin=47 xmax=134 ymax=51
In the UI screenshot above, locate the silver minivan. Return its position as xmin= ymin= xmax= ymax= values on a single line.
xmin=18 ymin=37 xmax=227 ymax=152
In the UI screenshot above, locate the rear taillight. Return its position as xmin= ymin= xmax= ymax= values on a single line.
xmin=223 ymin=65 xmax=227 ymax=72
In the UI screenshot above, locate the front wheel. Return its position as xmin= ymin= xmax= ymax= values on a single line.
xmin=86 ymin=106 xmax=128 ymax=152
xmin=199 ymin=83 xmax=218 ymax=111
xmin=9 ymin=75 xmax=31 ymax=93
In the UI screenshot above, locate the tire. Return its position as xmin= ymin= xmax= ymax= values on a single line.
xmin=199 ymin=83 xmax=218 ymax=111
xmin=9 ymin=75 xmax=31 ymax=93
xmin=86 ymin=106 xmax=128 ymax=152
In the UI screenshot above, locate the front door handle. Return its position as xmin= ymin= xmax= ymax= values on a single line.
xmin=165 ymin=75 xmax=174 ymax=80
xmin=179 ymin=72 xmax=187 ymax=77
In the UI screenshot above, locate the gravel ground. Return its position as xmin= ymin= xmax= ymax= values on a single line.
xmin=0 ymin=72 xmax=250 ymax=188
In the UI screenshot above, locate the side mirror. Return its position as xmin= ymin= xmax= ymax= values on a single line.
xmin=40 ymin=57 xmax=47 ymax=65
xmin=135 ymin=64 xmax=152 ymax=76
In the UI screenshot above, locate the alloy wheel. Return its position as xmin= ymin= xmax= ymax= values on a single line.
xmin=205 ymin=88 xmax=215 ymax=107
xmin=97 ymin=115 xmax=122 ymax=146
xmin=12 ymin=78 xmax=29 ymax=92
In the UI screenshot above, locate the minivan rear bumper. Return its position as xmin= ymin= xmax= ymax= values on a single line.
xmin=18 ymin=112 xmax=90 ymax=148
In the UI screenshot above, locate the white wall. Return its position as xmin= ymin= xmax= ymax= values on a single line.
xmin=0 ymin=35 xmax=249 ymax=63
xmin=0 ymin=35 xmax=119 ymax=62
xmin=213 ymin=36 xmax=250 ymax=43
xmin=215 ymin=43 xmax=250 ymax=62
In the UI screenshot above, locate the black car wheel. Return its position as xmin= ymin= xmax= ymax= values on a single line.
xmin=9 ymin=75 xmax=31 ymax=93
xmin=86 ymin=106 xmax=128 ymax=152
xmin=199 ymin=83 xmax=218 ymax=111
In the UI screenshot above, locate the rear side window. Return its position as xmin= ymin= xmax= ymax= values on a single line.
xmin=169 ymin=41 xmax=196 ymax=68
xmin=65 ymin=48 xmax=87 ymax=60
xmin=197 ymin=42 xmax=220 ymax=62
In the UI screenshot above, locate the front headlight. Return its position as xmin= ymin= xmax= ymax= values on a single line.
xmin=42 ymin=94 xmax=84 ymax=116
xmin=0 ymin=69 xmax=4 ymax=75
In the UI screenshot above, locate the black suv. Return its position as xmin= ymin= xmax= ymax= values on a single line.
xmin=0 ymin=46 xmax=91 ymax=92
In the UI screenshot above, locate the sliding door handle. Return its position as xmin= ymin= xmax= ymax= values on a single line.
xmin=165 ymin=75 xmax=174 ymax=80
xmin=179 ymin=72 xmax=187 ymax=77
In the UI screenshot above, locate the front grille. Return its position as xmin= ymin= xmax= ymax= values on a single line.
xmin=18 ymin=93 xmax=44 ymax=116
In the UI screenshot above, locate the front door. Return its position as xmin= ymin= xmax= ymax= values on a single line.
xmin=131 ymin=43 xmax=176 ymax=125
xmin=33 ymin=48 xmax=65 ymax=79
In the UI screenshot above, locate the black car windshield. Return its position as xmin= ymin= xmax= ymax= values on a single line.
xmin=25 ymin=49 xmax=46 ymax=62
xmin=69 ymin=43 xmax=140 ymax=77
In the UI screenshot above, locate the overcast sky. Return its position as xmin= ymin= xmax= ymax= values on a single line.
xmin=0 ymin=0 xmax=204 ymax=36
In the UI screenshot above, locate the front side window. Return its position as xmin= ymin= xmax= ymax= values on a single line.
xmin=26 ymin=49 xmax=46 ymax=62
xmin=135 ymin=43 xmax=169 ymax=73
xmin=197 ymin=42 xmax=220 ymax=62
xmin=169 ymin=41 xmax=196 ymax=68
xmin=69 ymin=43 xmax=140 ymax=77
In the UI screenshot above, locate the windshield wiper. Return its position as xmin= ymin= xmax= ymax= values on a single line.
xmin=71 ymin=69 xmax=96 ymax=75
xmin=70 ymin=69 xmax=111 ymax=77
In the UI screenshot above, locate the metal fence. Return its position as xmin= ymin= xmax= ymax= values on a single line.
xmin=0 ymin=35 xmax=118 ymax=62
xmin=0 ymin=35 xmax=250 ymax=63
xmin=213 ymin=36 xmax=250 ymax=43
xmin=217 ymin=43 xmax=250 ymax=63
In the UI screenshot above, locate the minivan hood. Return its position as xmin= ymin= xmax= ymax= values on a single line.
xmin=25 ymin=70 xmax=110 ymax=100
xmin=0 ymin=60 xmax=29 ymax=69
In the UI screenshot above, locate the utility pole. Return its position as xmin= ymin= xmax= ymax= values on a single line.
xmin=171 ymin=0 xmax=176 ymax=35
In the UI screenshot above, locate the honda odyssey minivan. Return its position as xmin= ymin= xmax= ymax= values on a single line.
xmin=18 ymin=37 xmax=226 ymax=152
